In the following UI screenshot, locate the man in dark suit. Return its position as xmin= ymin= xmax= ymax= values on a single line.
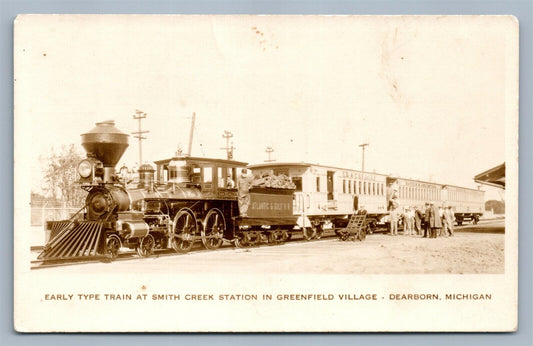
xmin=423 ymin=203 xmax=431 ymax=238
xmin=429 ymin=202 xmax=443 ymax=238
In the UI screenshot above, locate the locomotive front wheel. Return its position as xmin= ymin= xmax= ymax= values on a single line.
xmin=105 ymin=234 xmax=122 ymax=259
xmin=136 ymin=234 xmax=155 ymax=257
xmin=302 ymin=227 xmax=316 ymax=241
xmin=202 ymin=209 xmax=225 ymax=250
xmin=171 ymin=210 xmax=197 ymax=253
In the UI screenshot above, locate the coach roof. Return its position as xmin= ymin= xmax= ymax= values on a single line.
xmin=248 ymin=162 xmax=389 ymax=177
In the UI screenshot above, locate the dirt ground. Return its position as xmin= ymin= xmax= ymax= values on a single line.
xmin=40 ymin=219 xmax=505 ymax=274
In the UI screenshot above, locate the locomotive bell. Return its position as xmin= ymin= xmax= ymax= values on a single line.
xmin=81 ymin=120 xmax=129 ymax=183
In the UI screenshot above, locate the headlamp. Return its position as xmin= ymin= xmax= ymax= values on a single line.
xmin=78 ymin=160 xmax=93 ymax=178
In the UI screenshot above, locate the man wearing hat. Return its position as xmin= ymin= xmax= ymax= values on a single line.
xmin=429 ymin=202 xmax=443 ymax=238
xmin=237 ymin=168 xmax=253 ymax=217
xmin=422 ymin=203 xmax=431 ymax=237
xmin=445 ymin=206 xmax=455 ymax=236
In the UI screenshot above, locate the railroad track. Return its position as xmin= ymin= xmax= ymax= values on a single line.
xmin=30 ymin=230 xmax=345 ymax=270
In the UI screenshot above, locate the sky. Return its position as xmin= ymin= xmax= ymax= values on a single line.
xmin=14 ymin=15 xmax=514 ymax=200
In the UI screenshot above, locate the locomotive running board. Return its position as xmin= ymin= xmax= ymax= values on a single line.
xmin=37 ymin=220 xmax=105 ymax=261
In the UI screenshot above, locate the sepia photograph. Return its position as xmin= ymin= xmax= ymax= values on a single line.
xmin=13 ymin=14 xmax=518 ymax=332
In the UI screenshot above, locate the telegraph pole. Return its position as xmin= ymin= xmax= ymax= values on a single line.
xmin=187 ymin=112 xmax=196 ymax=156
xmin=220 ymin=130 xmax=235 ymax=159
xmin=359 ymin=143 xmax=369 ymax=171
xmin=265 ymin=146 xmax=275 ymax=162
xmin=132 ymin=110 xmax=149 ymax=165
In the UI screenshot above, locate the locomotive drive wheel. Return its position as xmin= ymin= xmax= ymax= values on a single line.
xmin=105 ymin=234 xmax=122 ymax=259
xmin=302 ymin=227 xmax=316 ymax=241
xmin=171 ymin=209 xmax=197 ymax=253
xmin=136 ymin=234 xmax=155 ymax=257
xmin=202 ymin=209 xmax=225 ymax=250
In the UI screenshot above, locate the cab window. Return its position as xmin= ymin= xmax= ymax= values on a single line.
xmin=203 ymin=167 xmax=213 ymax=183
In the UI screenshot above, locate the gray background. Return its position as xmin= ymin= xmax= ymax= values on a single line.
xmin=2 ymin=0 xmax=531 ymax=344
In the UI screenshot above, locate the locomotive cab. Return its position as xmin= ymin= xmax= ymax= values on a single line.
xmin=154 ymin=156 xmax=246 ymax=196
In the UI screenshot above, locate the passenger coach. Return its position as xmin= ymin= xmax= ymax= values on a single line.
xmin=441 ymin=185 xmax=484 ymax=225
xmin=248 ymin=162 xmax=389 ymax=237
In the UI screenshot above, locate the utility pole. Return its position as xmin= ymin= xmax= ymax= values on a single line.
xmin=265 ymin=146 xmax=275 ymax=162
xmin=220 ymin=130 xmax=235 ymax=159
xmin=132 ymin=110 xmax=149 ymax=165
xmin=359 ymin=143 xmax=369 ymax=171
xmin=187 ymin=112 xmax=196 ymax=156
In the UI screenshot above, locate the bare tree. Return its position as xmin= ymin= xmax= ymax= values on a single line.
xmin=42 ymin=144 xmax=87 ymax=206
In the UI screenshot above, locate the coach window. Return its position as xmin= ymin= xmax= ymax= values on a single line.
xmin=316 ymin=177 xmax=321 ymax=192
xmin=343 ymin=179 xmax=346 ymax=193
xmin=217 ymin=167 xmax=225 ymax=188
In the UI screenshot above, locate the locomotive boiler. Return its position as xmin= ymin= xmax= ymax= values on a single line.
xmin=39 ymin=120 xmax=156 ymax=260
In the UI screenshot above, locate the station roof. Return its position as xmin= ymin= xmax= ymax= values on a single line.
xmin=474 ymin=163 xmax=505 ymax=189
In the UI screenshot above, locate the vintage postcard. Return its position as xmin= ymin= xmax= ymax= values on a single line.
xmin=14 ymin=15 xmax=518 ymax=332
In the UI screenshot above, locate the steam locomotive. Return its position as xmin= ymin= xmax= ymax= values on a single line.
xmin=38 ymin=121 xmax=298 ymax=262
